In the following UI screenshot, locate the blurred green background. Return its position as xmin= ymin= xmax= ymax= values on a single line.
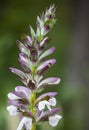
xmin=0 ymin=0 xmax=89 ymax=130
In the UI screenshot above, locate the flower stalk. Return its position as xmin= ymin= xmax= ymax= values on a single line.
xmin=31 ymin=123 xmax=36 ymax=130
xmin=7 ymin=4 xmax=62 ymax=130
xmin=30 ymin=92 xmax=36 ymax=114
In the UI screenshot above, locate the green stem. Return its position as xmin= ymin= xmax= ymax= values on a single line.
xmin=30 ymin=92 xmax=36 ymax=130
xmin=31 ymin=123 xmax=36 ymax=130
xmin=30 ymin=66 xmax=37 ymax=130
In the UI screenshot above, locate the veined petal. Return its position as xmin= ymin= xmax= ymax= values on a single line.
xmin=37 ymin=108 xmax=60 ymax=122
xmin=7 ymin=105 xmax=18 ymax=116
xmin=35 ymin=92 xmax=57 ymax=105
xmin=17 ymin=117 xmax=32 ymax=130
xmin=39 ymin=47 xmax=55 ymax=61
xmin=37 ymin=59 xmax=56 ymax=75
xmin=37 ymin=77 xmax=61 ymax=90
xmin=49 ymin=114 xmax=62 ymax=127
xmin=10 ymin=67 xmax=27 ymax=80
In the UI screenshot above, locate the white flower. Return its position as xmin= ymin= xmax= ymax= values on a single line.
xmin=38 ymin=97 xmax=56 ymax=111
xmin=17 ymin=117 xmax=32 ymax=130
xmin=38 ymin=100 xmax=51 ymax=111
xmin=49 ymin=114 xmax=62 ymax=127
xmin=49 ymin=97 xmax=56 ymax=106
xmin=7 ymin=105 xmax=18 ymax=116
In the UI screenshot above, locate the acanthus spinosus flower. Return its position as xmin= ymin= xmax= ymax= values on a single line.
xmin=7 ymin=4 xmax=62 ymax=130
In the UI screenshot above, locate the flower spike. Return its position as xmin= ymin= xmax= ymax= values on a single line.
xmin=7 ymin=4 xmax=62 ymax=130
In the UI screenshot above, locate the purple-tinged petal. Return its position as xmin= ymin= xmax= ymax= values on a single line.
xmin=12 ymin=91 xmax=26 ymax=100
xmin=19 ymin=53 xmax=28 ymax=65
xmin=38 ymin=77 xmax=60 ymax=87
xmin=35 ymin=92 xmax=57 ymax=105
xmin=37 ymin=77 xmax=61 ymax=92
xmin=37 ymin=108 xmax=60 ymax=122
xmin=16 ymin=40 xmax=28 ymax=55
xmin=21 ymin=34 xmax=32 ymax=46
xmin=39 ymin=37 xmax=50 ymax=50
xmin=19 ymin=53 xmax=32 ymax=70
xmin=37 ymin=59 xmax=56 ymax=75
xmin=12 ymin=92 xmax=29 ymax=105
xmin=39 ymin=47 xmax=55 ymax=61
xmin=41 ymin=25 xmax=50 ymax=36
xmin=8 ymin=100 xmax=27 ymax=110
xmin=8 ymin=92 xmax=19 ymax=100
xmin=10 ymin=68 xmax=30 ymax=85
xmin=10 ymin=67 xmax=27 ymax=80
xmin=15 ymin=86 xmax=31 ymax=100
